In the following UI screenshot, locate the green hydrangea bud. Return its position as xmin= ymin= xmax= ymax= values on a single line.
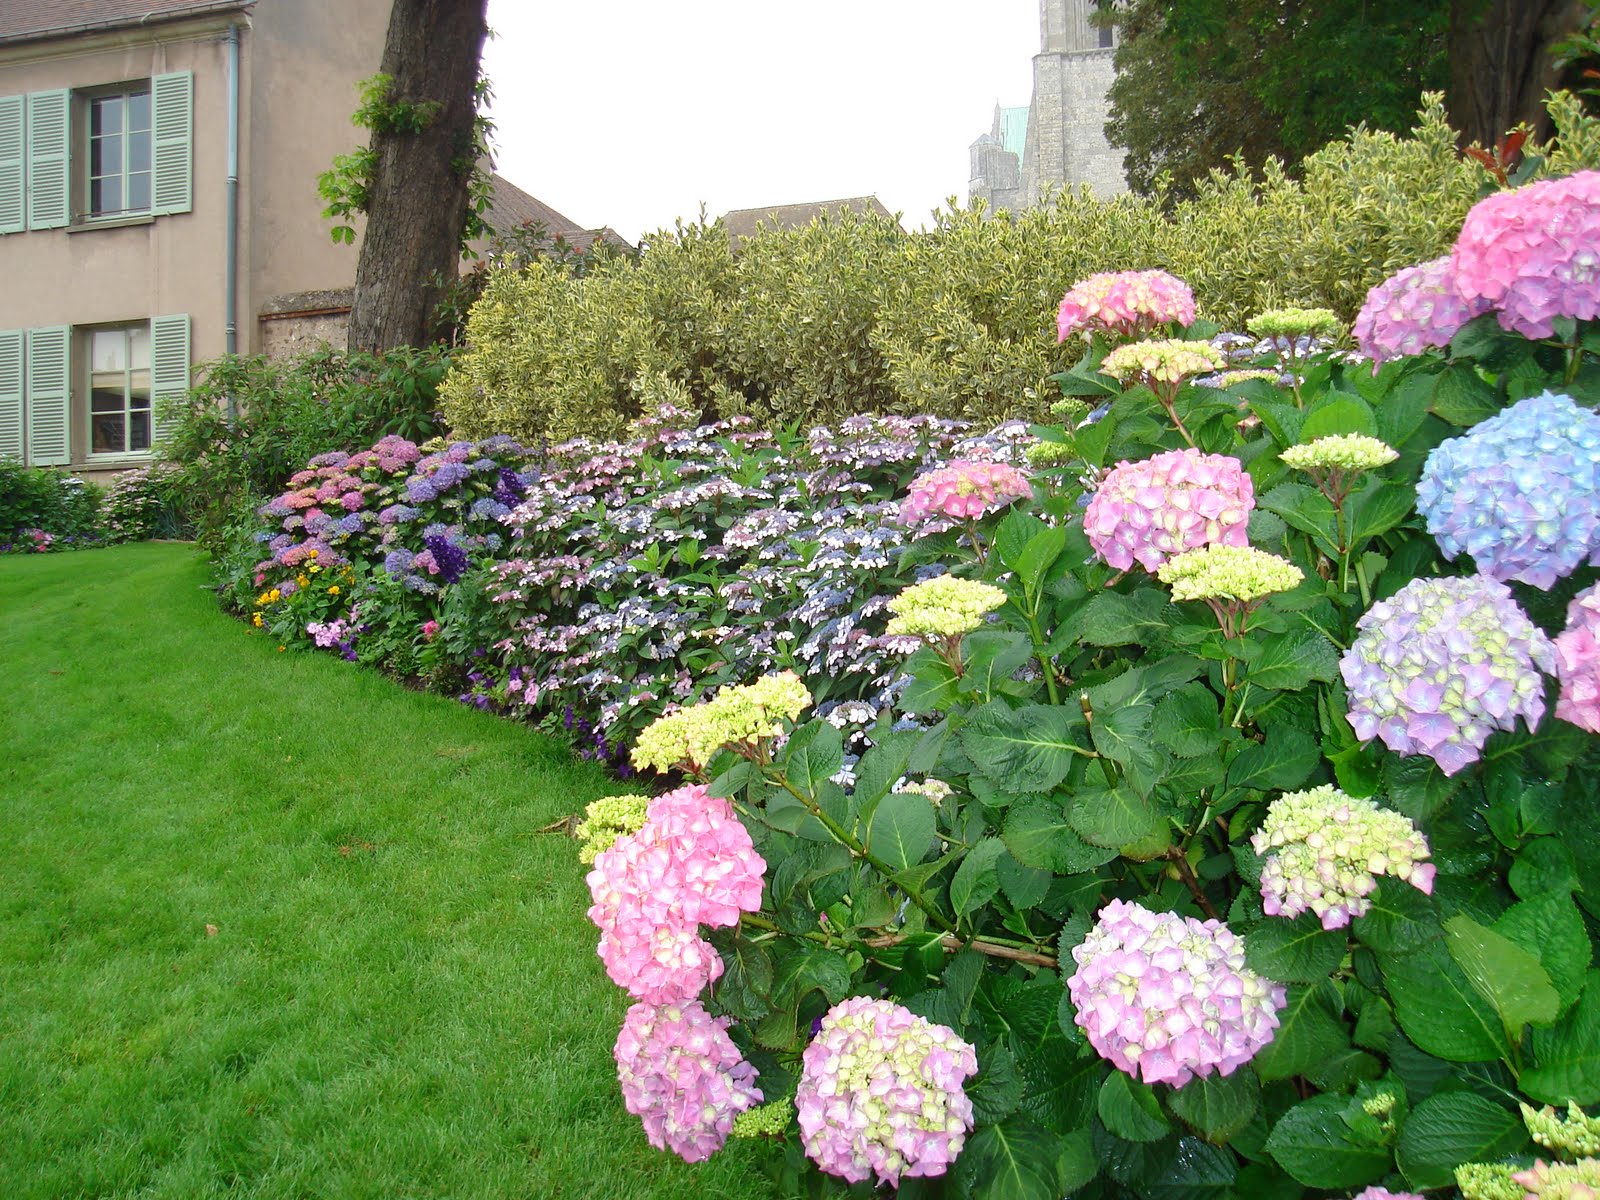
xmin=886 ymin=576 xmax=1008 ymax=639
xmin=1248 ymin=307 xmax=1342 ymax=340
xmin=1280 ymin=434 xmax=1399 ymax=474
xmin=1155 ymin=544 xmax=1304 ymax=603
xmin=1455 ymin=1161 xmax=1526 ymax=1200
xmin=1025 ymin=438 xmax=1078 ymax=468
xmin=1524 ymin=1102 xmax=1600 ymax=1158
xmin=575 ymin=793 xmax=650 ymax=863
xmin=732 ymin=1097 xmax=794 ymax=1139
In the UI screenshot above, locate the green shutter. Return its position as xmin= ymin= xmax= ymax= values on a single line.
xmin=0 ymin=330 xmax=22 ymax=461
xmin=25 ymin=325 xmax=70 ymax=466
xmin=150 ymin=313 xmax=190 ymax=447
xmin=151 ymin=72 xmax=192 ymax=216
xmin=25 ymin=89 xmax=68 ymax=230
xmin=0 ymin=96 xmax=23 ymax=234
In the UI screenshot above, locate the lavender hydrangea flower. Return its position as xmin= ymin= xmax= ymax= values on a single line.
xmin=1352 ymin=256 xmax=1489 ymax=365
xmin=1341 ymin=576 xmax=1554 ymax=775
xmin=1417 ymin=392 xmax=1600 ymax=589
xmin=796 ymin=997 xmax=977 ymax=1187
xmin=1067 ymin=899 xmax=1286 ymax=1087
xmin=405 ymin=477 xmax=438 ymax=504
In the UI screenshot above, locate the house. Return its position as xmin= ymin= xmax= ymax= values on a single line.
xmin=719 ymin=196 xmax=900 ymax=248
xmin=0 ymin=1 xmax=610 ymax=482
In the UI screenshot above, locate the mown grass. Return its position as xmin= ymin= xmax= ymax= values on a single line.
xmin=0 ymin=544 xmax=783 ymax=1199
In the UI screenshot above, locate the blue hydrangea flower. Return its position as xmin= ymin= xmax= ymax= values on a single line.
xmin=383 ymin=548 xmax=414 ymax=576
xmin=1341 ymin=575 xmax=1554 ymax=775
xmin=405 ymin=477 xmax=438 ymax=504
xmin=1417 ymin=392 xmax=1600 ymax=589
xmin=470 ymin=497 xmax=511 ymax=522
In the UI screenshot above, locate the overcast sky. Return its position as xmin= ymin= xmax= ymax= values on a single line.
xmin=481 ymin=1 xmax=1040 ymax=243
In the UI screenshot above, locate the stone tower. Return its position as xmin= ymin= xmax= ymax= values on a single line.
xmin=968 ymin=0 xmax=1126 ymax=211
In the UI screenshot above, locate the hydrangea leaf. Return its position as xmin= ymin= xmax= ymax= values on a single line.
xmin=1251 ymin=980 xmax=1348 ymax=1082
xmin=960 ymin=702 xmax=1091 ymax=793
xmin=1526 ymin=971 xmax=1600 ymax=1105
xmin=1166 ymin=1066 xmax=1260 ymax=1144
xmin=1299 ymin=394 xmax=1376 ymax=441
xmin=1429 ymin=360 xmax=1501 ymax=426
xmin=1098 ymin=1071 xmax=1171 ymax=1143
xmin=951 ymin=1120 xmax=1065 ymax=1200
xmin=950 ymin=837 xmax=1008 ymax=918
xmin=866 ymin=790 xmax=937 ymax=873
xmin=1068 ymin=783 xmax=1162 ymax=850
xmin=1443 ymin=913 xmax=1560 ymax=1040
xmin=1380 ymin=940 xmax=1511 ymax=1063
xmin=1494 ymin=893 xmax=1592 ymax=1013
xmin=1225 ymin=726 xmax=1320 ymax=793
xmin=1264 ymin=1093 xmax=1392 ymax=1188
xmin=1002 ymin=801 xmax=1118 ymax=875
xmin=1153 ymin=682 xmax=1222 ymax=757
xmin=1244 ymin=631 xmax=1340 ymax=693
xmin=1078 ymin=588 xmax=1174 ymax=648
xmin=1395 ymin=1091 xmax=1530 ymax=1191
xmin=1243 ymin=913 xmax=1346 ymax=984
xmin=1347 ymin=480 xmax=1415 ymax=544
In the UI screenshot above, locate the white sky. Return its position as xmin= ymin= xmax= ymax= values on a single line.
xmin=481 ymin=1 xmax=1040 ymax=244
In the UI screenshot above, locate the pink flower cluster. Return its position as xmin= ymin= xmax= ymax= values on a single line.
xmin=1067 ymin=899 xmax=1287 ymax=1087
xmin=796 ymin=997 xmax=978 ymax=1186
xmin=306 ymin=618 xmax=348 ymax=649
xmin=585 ymin=784 xmax=766 ymax=1004
xmin=1556 ymin=582 xmax=1600 ymax=733
xmin=898 ymin=459 xmax=1033 ymax=526
xmin=1453 ymin=170 xmax=1600 ymax=339
xmin=1084 ymin=448 xmax=1255 ymax=572
xmin=1057 ymin=270 xmax=1196 ymax=342
xmin=614 ymin=999 xmax=762 ymax=1163
xmin=1349 ymin=1190 xmax=1425 ymax=1200
xmin=1352 ymin=256 xmax=1490 ymax=364
xmin=1355 ymin=170 xmax=1600 ymax=360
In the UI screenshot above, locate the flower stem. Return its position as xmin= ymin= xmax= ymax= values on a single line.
xmin=1165 ymin=847 xmax=1221 ymax=920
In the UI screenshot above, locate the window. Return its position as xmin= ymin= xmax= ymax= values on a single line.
xmin=88 ymin=89 xmax=153 ymax=218
xmin=1099 ymin=24 xmax=1115 ymax=49
xmin=0 ymin=71 xmax=190 ymax=234
xmin=89 ymin=325 xmax=153 ymax=454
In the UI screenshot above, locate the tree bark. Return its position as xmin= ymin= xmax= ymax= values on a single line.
xmin=1448 ymin=0 xmax=1587 ymax=147
xmin=347 ymin=0 xmax=488 ymax=354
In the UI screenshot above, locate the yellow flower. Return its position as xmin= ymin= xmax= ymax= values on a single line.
xmin=309 ymin=564 xmax=321 ymax=575
xmin=328 ymin=585 xmax=340 ymax=595
xmin=296 ymin=574 xmax=309 ymax=587
xmin=277 ymin=645 xmax=286 ymax=652
xmin=252 ymin=613 xmax=263 ymax=627
xmin=307 ymin=549 xmax=319 ymax=559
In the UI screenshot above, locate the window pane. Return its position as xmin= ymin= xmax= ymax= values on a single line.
xmin=91 ymin=96 xmax=121 ymax=137
xmin=130 ymin=410 xmax=151 ymax=452
xmin=92 ymin=330 xmax=127 ymax=373
xmin=127 ymin=171 xmax=151 ymax=212
xmin=126 ymin=91 xmax=151 ymax=131
xmin=129 ymin=328 xmax=151 ymax=371
xmin=128 ymin=130 xmax=151 ymax=173
xmin=91 ymin=385 xmax=124 ymax=414
xmin=91 ymin=176 xmax=121 ymax=215
xmin=92 ymin=413 xmax=126 ymax=453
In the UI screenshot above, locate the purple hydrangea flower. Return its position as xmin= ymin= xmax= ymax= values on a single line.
xmin=432 ymin=462 xmax=471 ymax=491
xmin=1417 ymin=391 xmax=1600 ymax=589
xmin=1067 ymin=899 xmax=1286 ymax=1088
xmin=423 ymin=534 xmax=469 ymax=585
xmin=1352 ymin=256 xmax=1489 ymax=365
xmin=470 ymin=497 xmax=511 ymax=522
xmin=405 ymin=477 xmax=438 ymax=504
xmin=1341 ymin=575 xmax=1555 ymax=775
xmin=383 ymin=548 xmax=414 ymax=576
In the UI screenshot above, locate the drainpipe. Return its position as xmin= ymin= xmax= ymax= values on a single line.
xmin=224 ymin=23 xmax=241 ymax=417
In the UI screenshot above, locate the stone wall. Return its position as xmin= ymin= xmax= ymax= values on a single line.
xmin=256 ymin=288 xmax=352 ymax=361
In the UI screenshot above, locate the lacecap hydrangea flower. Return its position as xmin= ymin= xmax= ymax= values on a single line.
xmin=1100 ymin=338 xmax=1228 ymax=387
xmin=632 ymin=670 xmax=812 ymax=773
xmin=614 ymin=999 xmax=762 ymax=1162
xmin=1353 ymin=256 xmax=1490 ymax=364
xmin=796 ymin=997 xmax=978 ymax=1187
xmin=1156 ymin=544 xmax=1303 ymax=604
xmin=1057 ymin=269 xmax=1196 ymax=341
xmin=1341 ymin=576 xmax=1554 ymax=776
xmin=1557 ymin=583 xmax=1600 ymax=733
xmin=1085 ymin=448 xmax=1255 ymax=572
xmin=1066 ymin=899 xmax=1287 ymax=1088
xmin=1452 ymin=169 xmax=1600 ymax=340
xmin=1417 ymin=391 xmax=1600 ymax=590
xmin=885 ymin=575 xmax=1007 ymax=639
xmin=1251 ymin=786 xmax=1434 ymax=930
xmin=586 ymin=784 xmax=766 ymax=1002
xmin=898 ymin=459 xmax=1033 ymax=526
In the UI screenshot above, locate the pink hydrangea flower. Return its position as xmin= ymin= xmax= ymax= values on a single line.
xmin=1067 ymin=899 xmax=1287 ymax=1088
xmin=1353 ymin=256 xmax=1490 ymax=364
xmin=1556 ymin=582 xmax=1600 ymax=733
xmin=796 ymin=997 xmax=978 ymax=1186
xmin=586 ymin=784 xmax=766 ymax=1003
xmin=899 ymin=459 xmax=1033 ymax=526
xmin=1349 ymin=1190 xmax=1426 ymax=1200
xmin=1452 ymin=170 xmax=1600 ymax=339
xmin=420 ymin=619 xmax=441 ymax=641
xmin=1058 ymin=270 xmax=1196 ymax=342
xmin=1084 ymin=448 xmax=1254 ymax=572
xmin=614 ymin=999 xmax=762 ymax=1163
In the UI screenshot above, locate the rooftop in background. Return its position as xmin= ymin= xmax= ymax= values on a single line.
xmin=482 ymin=173 xmax=631 ymax=254
xmin=0 ymin=0 xmax=251 ymax=44
xmin=720 ymin=195 xmax=900 ymax=245
xmin=998 ymin=106 xmax=1029 ymax=158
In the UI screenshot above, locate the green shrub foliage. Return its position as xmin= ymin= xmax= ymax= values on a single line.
xmin=0 ymin=460 xmax=102 ymax=550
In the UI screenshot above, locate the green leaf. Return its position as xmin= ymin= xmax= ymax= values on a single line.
xmin=867 ymin=790 xmax=936 ymax=872
xmin=951 ymin=837 xmax=1008 ymax=918
xmin=1079 ymin=589 xmax=1173 ymax=647
xmin=1068 ymin=783 xmax=1163 ymax=849
xmin=1098 ymin=1071 xmax=1171 ymax=1142
xmin=1495 ymin=893 xmax=1592 ymax=1012
xmin=1430 ymin=361 xmax=1502 ymax=425
xmin=1351 ymin=878 xmax=1439 ymax=952
xmin=1252 ymin=980 xmax=1348 ymax=1082
xmin=1525 ymin=971 xmax=1600 ymax=1104
xmin=849 ymin=729 xmax=918 ymax=809
xmin=1056 ymin=1127 xmax=1097 ymax=1194
xmin=1089 ymin=704 xmax=1165 ymax=796
xmin=955 ymin=1121 xmax=1065 ymax=1200
xmin=1260 ymin=481 xmax=1340 ymax=552
xmin=1166 ymin=1067 xmax=1259 ymax=1144
xmin=771 ymin=942 xmax=852 ymax=1007
xmin=997 ymin=850 xmax=1052 ymax=908
xmin=970 ymin=1043 xmax=1024 ymax=1124
xmin=1002 ymin=799 xmax=1118 ymax=874
xmin=961 ymin=631 xmax=1038 ymax=699
xmin=961 ymin=702 xmax=1091 ymax=793
xmin=900 ymin=651 xmax=961 ymax=714
xmin=1245 ymin=913 xmax=1347 ymax=983
xmin=1153 ymin=683 xmax=1221 ymax=757
xmin=1265 ymin=1093 xmax=1391 ymax=1189
xmin=1246 ymin=632 xmax=1340 ymax=693
xmin=1381 ymin=941 xmax=1511 ymax=1063
xmin=1018 ymin=1049 xmax=1102 ymax=1133
xmin=1511 ymin=836 xmax=1580 ymax=898
xmin=1347 ymin=481 xmax=1415 ymax=544
xmin=1396 ymin=1091 xmax=1529 ymax=1191
xmin=781 ymin=721 xmax=843 ymax=797
xmin=1226 ymin=726 xmax=1320 ymax=792
xmin=1300 ymin=394 xmax=1376 ymax=440
xmin=1444 ymin=913 xmax=1560 ymax=1039
xmin=1016 ymin=524 xmax=1069 ymax=598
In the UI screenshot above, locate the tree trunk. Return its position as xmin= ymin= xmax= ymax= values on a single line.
xmin=347 ymin=0 xmax=488 ymax=354
xmin=1448 ymin=0 xmax=1587 ymax=147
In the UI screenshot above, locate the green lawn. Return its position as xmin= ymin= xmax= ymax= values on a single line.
xmin=0 ymin=544 xmax=782 ymax=1199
